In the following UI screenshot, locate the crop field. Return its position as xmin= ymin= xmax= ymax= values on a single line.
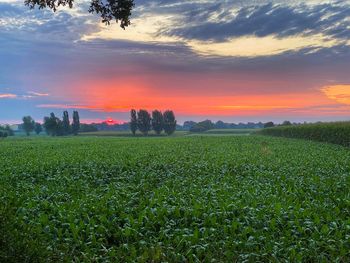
xmin=258 ymin=122 xmax=350 ymax=147
xmin=1 ymin=136 xmax=350 ymax=262
xmin=79 ymin=130 xmax=189 ymax=137
xmin=201 ymin=129 xmax=258 ymax=135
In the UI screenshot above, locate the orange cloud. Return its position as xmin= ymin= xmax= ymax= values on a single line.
xmin=322 ymin=85 xmax=350 ymax=105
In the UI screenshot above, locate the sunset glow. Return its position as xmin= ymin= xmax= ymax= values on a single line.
xmin=1 ymin=0 xmax=350 ymax=123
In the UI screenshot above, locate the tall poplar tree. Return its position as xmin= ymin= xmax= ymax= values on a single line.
xmin=72 ymin=111 xmax=80 ymax=135
xmin=137 ymin=109 xmax=151 ymax=136
xmin=130 ymin=109 xmax=138 ymax=135
xmin=62 ymin=111 xmax=71 ymax=135
xmin=151 ymin=110 xmax=164 ymax=135
xmin=163 ymin=110 xmax=177 ymax=135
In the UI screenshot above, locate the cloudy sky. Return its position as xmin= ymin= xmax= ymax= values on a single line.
xmin=0 ymin=0 xmax=349 ymax=124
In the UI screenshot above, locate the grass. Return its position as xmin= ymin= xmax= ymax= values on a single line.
xmin=257 ymin=122 xmax=350 ymax=147
xmin=1 ymin=136 xmax=350 ymax=262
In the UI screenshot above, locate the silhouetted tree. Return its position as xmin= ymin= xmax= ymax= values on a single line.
xmin=183 ymin=121 xmax=197 ymax=130
xmin=137 ymin=109 xmax=151 ymax=135
xmin=0 ymin=131 xmax=7 ymax=138
xmin=56 ymin=119 xmax=64 ymax=136
xmin=62 ymin=111 xmax=71 ymax=135
xmin=281 ymin=120 xmax=292 ymax=126
xmin=264 ymin=122 xmax=275 ymax=128
xmin=215 ymin=120 xmax=227 ymax=129
xmin=72 ymin=111 xmax=80 ymax=135
xmin=190 ymin=120 xmax=214 ymax=132
xmin=163 ymin=110 xmax=177 ymax=135
xmin=79 ymin=124 xmax=98 ymax=132
xmin=43 ymin=113 xmax=60 ymax=136
xmin=130 ymin=109 xmax=138 ymax=135
xmin=22 ymin=116 xmax=35 ymax=136
xmin=3 ymin=125 xmax=14 ymax=136
xmin=34 ymin=122 xmax=42 ymax=135
xmin=25 ymin=0 xmax=134 ymax=28
xmin=152 ymin=110 xmax=164 ymax=135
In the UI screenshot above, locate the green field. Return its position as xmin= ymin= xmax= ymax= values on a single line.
xmin=257 ymin=122 xmax=350 ymax=147
xmin=201 ymin=129 xmax=258 ymax=135
xmin=1 ymin=136 xmax=350 ymax=262
xmin=79 ymin=129 xmax=256 ymax=137
xmin=79 ymin=130 xmax=189 ymax=137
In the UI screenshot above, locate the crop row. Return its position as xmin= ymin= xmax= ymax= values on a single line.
xmin=1 ymin=136 xmax=350 ymax=262
xmin=257 ymin=122 xmax=350 ymax=147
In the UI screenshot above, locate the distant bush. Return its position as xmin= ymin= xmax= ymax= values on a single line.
xmin=0 ymin=131 xmax=8 ymax=138
xmin=79 ymin=124 xmax=98 ymax=133
xmin=281 ymin=120 xmax=292 ymax=126
xmin=264 ymin=122 xmax=275 ymax=128
xmin=257 ymin=122 xmax=350 ymax=147
xmin=190 ymin=120 xmax=215 ymax=133
xmin=0 ymin=125 xmax=13 ymax=137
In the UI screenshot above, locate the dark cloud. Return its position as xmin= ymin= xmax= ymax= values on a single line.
xmin=0 ymin=2 xmax=99 ymax=42
xmin=160 ymin=1 xmax=350 ymax=41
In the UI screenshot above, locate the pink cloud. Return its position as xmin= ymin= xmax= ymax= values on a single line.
xmin=0 ymin=93 xmax=17 ymax=99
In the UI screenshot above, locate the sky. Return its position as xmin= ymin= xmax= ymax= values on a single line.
xmin=0 ymin=0 xmax=350 ymax=124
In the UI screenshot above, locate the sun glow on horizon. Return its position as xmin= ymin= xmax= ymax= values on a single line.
xmin=35 ymin=89 xmax=347 ymax=117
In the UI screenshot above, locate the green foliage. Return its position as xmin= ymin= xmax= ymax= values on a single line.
xmin=34 ymin=122 xmax=43 ymax=135
xmin=22 ymin=116 xmax=35 ymax=136
xmin=151 ymin=110 xmax=164 ymax=135
xmin=24 ymin=0 xmax=134 ymax=28
xmin=137 ymin=109 xmax=151 ymax=135
xmin=258 ymin=121 xmax=350 ymax=146
xmin=1 ymin=136 xmax=349 ymax=262
xmin=163 ymin=110 xmax=177 ymax=135
xmin=190 ymin=120 xmax=214 ymax=132
xmin=130 ymin=109 xmax=138 ymax=135
xmin=72 ymin=111 xmax=80 ymax=136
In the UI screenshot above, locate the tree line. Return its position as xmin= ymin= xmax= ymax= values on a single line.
xmin=22 ymin=111 xmax=80 ymax=136
xmin=187 ymin=120 xmax=297 ymax=132
xmin=0 ymin=125 xmax=14 ymax=138
xmin=130 ymin=109 xmax=177 ymax=136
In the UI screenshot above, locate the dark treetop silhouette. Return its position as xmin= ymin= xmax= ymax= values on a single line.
xmin=24 ymin=0 xmax=134 ymax=28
